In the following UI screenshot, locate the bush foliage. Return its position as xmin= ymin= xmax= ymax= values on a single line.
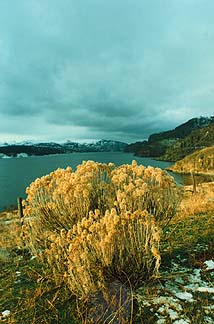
xmin=24 ymin=161 xmax=180 ymax=299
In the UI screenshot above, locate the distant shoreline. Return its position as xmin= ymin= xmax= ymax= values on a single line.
xmin=166 ymin=167 xmax=214 ymax=177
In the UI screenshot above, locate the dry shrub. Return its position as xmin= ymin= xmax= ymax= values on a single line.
xmin=179 ymin=182 xmax=214 ymax=217
xmin=111 ymin=161 xmax=180 ymax=226
xmin=45 ymin=209 xmax=160 ymax=298
xmin=23 ymin=161 xmax=180 ymax=299
xmin=24 ymin=162 xmax=115 ymax=252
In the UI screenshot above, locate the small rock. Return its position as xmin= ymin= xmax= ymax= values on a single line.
xmin=1 ymin=310 xmax=10 ymax=318
xmin=175 ymin=292 xmax=194 ymax=302
xmin=204 ymin=260 xmax=214 ymax=271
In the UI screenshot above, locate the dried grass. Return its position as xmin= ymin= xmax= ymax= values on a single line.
xmin=179 ymin=181 xmax=214 ymax=218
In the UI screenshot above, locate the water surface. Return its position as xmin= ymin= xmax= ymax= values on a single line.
xmin=0 ymin=152 xmax=173 ymax=210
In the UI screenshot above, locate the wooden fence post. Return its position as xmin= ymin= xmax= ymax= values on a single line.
xmin=191 ymin=172 xmax=197 ymax=194
xmin=17 ymin=197 xmax=27 ymax=248
xmin=17 ymin=197 xmax=24 ymax=220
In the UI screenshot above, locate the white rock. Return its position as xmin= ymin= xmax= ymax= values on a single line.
xmin=197 ymin=287 xmax=214 ymax=293
xmin=1 ymin=310 xmax=10 ymax=317
xmin=203 ymin=317 xmax=214 ymax=324
xmin=173 ymin=320 xmax=190 ymax=324
xmin=175 ymin=292 xmax=194 ymax=302
xmin=204 ymin=260 xmax=214 ymax=271
xmin=168 ymin=309 xmax=179 ymax=320
xmin=156 ymin=317 xmax=166 ymax=324
xmin=157 ymin=305 xmax=166 ymax=314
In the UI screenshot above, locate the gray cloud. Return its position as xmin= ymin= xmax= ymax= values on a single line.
xmin=0 ymin=0 xmax=214 ymax=143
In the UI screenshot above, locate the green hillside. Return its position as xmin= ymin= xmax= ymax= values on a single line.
xmin=160 ymin=123 xmax=214 ymax=161
xmin=166 ymin=146 xmax=214 ymax=174
xmin=125 ymin=116 xmax=214 ymax=160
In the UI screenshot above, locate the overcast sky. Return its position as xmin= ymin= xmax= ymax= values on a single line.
xmin=0 ymin=0 xmax=214 ymax=144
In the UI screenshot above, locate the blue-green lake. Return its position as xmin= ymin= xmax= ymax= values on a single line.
xmin=0 ymin=152 xmax=177 ymax=211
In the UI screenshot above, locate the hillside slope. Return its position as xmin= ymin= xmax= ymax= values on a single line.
xmin=166 ymin=146 xmax=214 ymax=174
xmin=160 ymin=123 xmax=214 ymax=161
xmin=125 ymin=116 xmax=214 ymax=160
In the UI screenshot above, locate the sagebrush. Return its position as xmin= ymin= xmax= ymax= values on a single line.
xmin=23 ymin=161 xmax=180 ymax=300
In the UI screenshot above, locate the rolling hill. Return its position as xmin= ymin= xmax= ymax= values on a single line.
xmin=166 ymin=146 xmax=214 ymax=175
xmin=125 ymin=116 xmax=214 ymax=161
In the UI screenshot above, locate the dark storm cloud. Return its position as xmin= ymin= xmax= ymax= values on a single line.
xmin=0 ymin=0 xmax=214 ymax=142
